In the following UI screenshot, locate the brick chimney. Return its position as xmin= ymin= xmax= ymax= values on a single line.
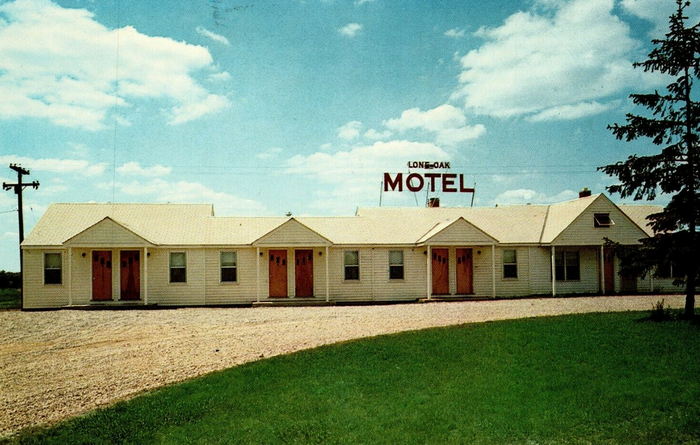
xmin=427 ymin=197 xmax=440 ymax=208
xmin=579 ymin=187 xmax=592 ymax=198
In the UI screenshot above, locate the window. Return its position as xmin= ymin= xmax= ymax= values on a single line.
xmin=503 ymin=249 xmax=518 ymax=279
xmin=169 ymin=252 xmax=186 ymax=283
xmin=594 ymin=213 xmax=614 ymax=228
xmin=344 ymin=251 xmax=359 ymax=280
xmin=656 ymin=261 xmax=682 ymax=279
xmin=220 ymin=251 xmax=237 ymax=282
xmin=389 ymin=250 xmax=404 ymax=280
xmin=44 ymin=253 xmax=62 ymax=284
xmin=555 ymin=250 xmax=580 ymax=281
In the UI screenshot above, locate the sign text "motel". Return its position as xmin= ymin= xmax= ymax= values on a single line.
xmin=383 ymin=173 xmax=475 ymax=193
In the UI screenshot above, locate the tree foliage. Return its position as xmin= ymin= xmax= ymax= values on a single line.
xmin=599 ymin=0 xmax=699 ymax=317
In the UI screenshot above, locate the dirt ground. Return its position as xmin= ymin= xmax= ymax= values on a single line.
xmin=0 ymin=294 xmax=688 ymax=437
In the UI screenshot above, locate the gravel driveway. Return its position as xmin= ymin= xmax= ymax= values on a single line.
xmin=0 ymin=294 xmax=687 ymax=437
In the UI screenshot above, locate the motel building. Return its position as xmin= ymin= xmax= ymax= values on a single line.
xmin=20 ymin=190 xmax=682 ymax=309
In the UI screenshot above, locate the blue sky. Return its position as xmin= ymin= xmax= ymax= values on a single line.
xmin=0 ymin=0 xmax=692 ymax=271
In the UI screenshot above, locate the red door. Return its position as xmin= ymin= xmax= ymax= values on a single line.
xmin=604 ymin=247 xmax=615 ymax=294
xmin=269 ymin=250 xmax=288 ymax=298
xmin=120 ymin=251 xmax=140 ymax=300
xmin=92 ymin=251 xmax=112 ymax=301
xmin=432 ymin=248 xmax=449 ymax=295
xmin=295 ymin=249 xmax=314 ymax=298
xmin=456 ymin=248 xmax=473 ymax=294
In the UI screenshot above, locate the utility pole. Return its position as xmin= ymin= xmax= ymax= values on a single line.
xmin=3 ymin=164 xmax=40 ymax=310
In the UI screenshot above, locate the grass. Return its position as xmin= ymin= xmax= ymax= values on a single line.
xmin=8 ymin=312 xmax=700 ymax=444
xmin=0 ymin=288 xmax=20 ymax=309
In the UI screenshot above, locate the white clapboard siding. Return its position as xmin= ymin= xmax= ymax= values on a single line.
xmin=528 ymin=247 xmax=553 ymax=295
xmin=64 ymin=218 xmax=151 ymax=247
xmin=254 ymin=219 xmax=330 ymax=246
xmin=550 ymin=247 xmax=600 ymax=294
xmin=491 ymin=247 xmax=531 ymax=297
xmin=147 ymin=248 xmax=206 ymax=305
xmin=424 ymin=219 xmax=496 ymax=245
xmin=22 ymin=249 xmax=68 ymax=308
xmin=368 ymin=248 xmax=427 ymax=300
xmin=205 ymin=249 xmax=257 ymax=304
xmin=554 ymin=197 xmax=648 ymax=246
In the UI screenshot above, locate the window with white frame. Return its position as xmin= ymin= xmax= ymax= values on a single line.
xmin=503 ymin=249 xmax=518 ymax=279
xmin=220 ymin=251 xmax=237 ymax=282
xmin=44 ymin=253 xmax=62 ymax=284
xmin=594 ymin=213 xmax=614 ymax=228
xmin=389 ymin=250 xmax=404 ymax=280
xmin=555 ymin=250 xmax=580 ymax=281
xmin=169 ymin=252 xmax=187 ymax=283
xmin=344 ymin=250 xmax=359 ymax=280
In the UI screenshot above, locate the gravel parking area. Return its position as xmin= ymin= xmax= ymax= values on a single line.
xmin=0 ymin=294 xmax=687 ymax=436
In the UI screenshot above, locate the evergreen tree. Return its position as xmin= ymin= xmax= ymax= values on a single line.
xmin=600 ymin=0 xmax=699 ymax=317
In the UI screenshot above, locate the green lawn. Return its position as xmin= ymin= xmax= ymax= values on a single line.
xmin=0 ymin=288 xmax=20 ymax=309
xmin=9 ymin=312 xmax=700 ymax=445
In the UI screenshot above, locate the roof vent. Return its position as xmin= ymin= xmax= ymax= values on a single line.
xmin=427 ymin=197 xmax=440 ymax=208
xmin=579 ymin=187 xmax=592 ymax=198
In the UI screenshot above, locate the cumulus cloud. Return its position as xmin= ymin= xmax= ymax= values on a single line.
xmin=444 ymin=28 xmax=466 ymax=38
xmin=337 ymin=120 xmax=363 ymax=140
xmin=286 ymin=140 xmax=449 ymax=212
xmin=621 ymin=0 xmax=700 ymax=35
xmin=109 ymin=178 xmax=266 ymax=215
xmin=384 ymin=104 xmax=485 ymax=146
xmin=364 ymin=128 xmax=392 ymax=140
xmin=116 ymin=162 xmax=172 ymax=177
xmin=195 ymin=26 xmax=230 ymax=45
xmin=0 ymin=155 xmax=106 ymax=176
xmin=338 ymin=23 xmax=363 ymax=37
xmin=493 ymin=188 xmax=577 ymax=205
xmin=208 ymin=71 xmax=232 ymax=82
xmin=0 ymin=0 xmax=230 ymax=130
xmin=453 ymin=0 xmax=658 ymax=120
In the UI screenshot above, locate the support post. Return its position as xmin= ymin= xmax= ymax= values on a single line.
xmin=426 ymin=245 xmax=432 ymax=300
xmin=144 ymin=247 xmax=148 ymax=305
xmin=256 ymin=247 xmax=260 ymax=302
xmin=551 ymin=246 xmax=556 ymax=296
xmin=67 ymin=248 xmax=72 ymax=306
xmin=600 ymin=245 xmax=605 ymax=294
xmin=491 ymin=244 xmax=496 ymax=298
xmin=325 ymin=246 xmax=329 ymax=302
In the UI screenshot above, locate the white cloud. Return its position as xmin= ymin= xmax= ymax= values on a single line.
xmin=364 ymin=128 xmax=392 ymax=140
xmin=286 ymin=140 xmax=449 ymax=213
xmin=0 ymin=155 xmax=106 ymax=176
xmin=453 ymin=0 xmax=658 ymax=120
xmin=354 ymin=0 xmax=375 ymax=5
xmin=116 ymin=161 xmax=171 ymax=177
xmin=444 ymin=28 xmax=466 ymax=38
xmin=621 ymin=0 xmax=700 ymax=35
xmin=338 ymin=23 xmax=363 ymax=37
xmin=384 ymin=104 xmax=485 ymax=146
xmin=208 ymin=71 xmax=232 ymax=82
xmin=493 ymin=188 xmax=577 ymax=205
xmin=0 ymin=0 xmax=230 ymax=130
xmin=255 ymin=147 xmax=283 ymax=160
xmin=195 ymin=26 xmax=230 ymax=45
xmin=337 ymin=120 xmax=363 ymax=140
xmin=110 ymin=178 xmax=266 ymax=215
xmin=526 ymin=101 xmax=615 ymax=122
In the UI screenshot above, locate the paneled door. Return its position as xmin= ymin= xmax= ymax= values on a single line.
xmin=456 ymin=248 xmax=473 ymax=294
xmin=432 ymin=248 xmax=449 ymax=295
xmin=120 ymin=250 xmax=140 ymax=300
xmin=295 ymin=250 xmax=313 ymax=298
xmin=269 ymin=250 xmax=288 ymax=298
xmin=92 ymin=251 xmax=112 ymax=301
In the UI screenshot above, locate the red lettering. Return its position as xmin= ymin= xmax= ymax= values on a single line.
xmin=384 ymin=173 xmax=402 ymax=192
xmin=406 ymin=173 xmax=424 ymax=192
xmin=424 ymin=173 xmax=440 ymax=192
xmin=442 ymin=173 xmax=456 ymax=192
xmin=459 ymin=174 xmax=475 ymax=193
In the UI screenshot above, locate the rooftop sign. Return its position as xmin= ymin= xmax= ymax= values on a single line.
xmin=383 ymin=161 xmax=474 ymax=193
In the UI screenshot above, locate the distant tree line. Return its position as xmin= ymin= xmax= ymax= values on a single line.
xmin=0 ymin=271 xmax=21 ymax=288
